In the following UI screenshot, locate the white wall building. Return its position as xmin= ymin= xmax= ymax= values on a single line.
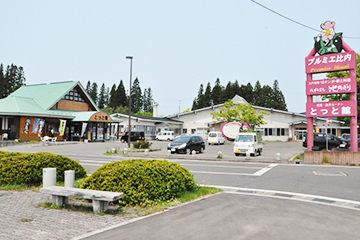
xmin=167 ymin=95 xmax=347 ymax=142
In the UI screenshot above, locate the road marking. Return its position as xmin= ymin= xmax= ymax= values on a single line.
xmin=190 ymin=164 xmax=277 ymax=176
xmin=179 ymin=163 xmax=262 ymax=169
xmin=190 ymin=171 xmax=255 ymax=176
xmin=252 ymin=164 xmax=278 ymax=176
xmin=79 ymin=159 xmax=277 ymax=177
xmin=313 ymin=171 xmax=347 ymax=176
xmin=203 ymin=185 xmax=360 ymax=212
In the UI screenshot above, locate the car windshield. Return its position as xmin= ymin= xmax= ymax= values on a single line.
xmin=209 ymin=133 xmax=217 ymax=137
xmin=236 ymin=135 xmax=253 ymax=142
xmin=342 ymin=134 xmax=350 ymax=140
xmin=173 ymin=136 xmax=190 ymax=143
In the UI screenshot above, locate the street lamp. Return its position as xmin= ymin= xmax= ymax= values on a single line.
xmin=126 ymin=56 xmax=133 ymax=148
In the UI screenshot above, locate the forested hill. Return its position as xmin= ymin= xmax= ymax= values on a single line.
xmin=191 ymin=79 xmax=287 ymax=111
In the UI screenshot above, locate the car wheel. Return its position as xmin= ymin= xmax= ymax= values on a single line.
xmin=258 ymin=149 xmax=262 ymax=155
xmin=167 ymin=138 xmax=170 ymax=141
xmin=186 ymin=148 xmax=191 ymax=154
xmin=235 ymin=153 xmax=240 ymax=156
xmin=200 ymin=147 xmax=204 ymax=153
xmin=121 ymin=139 xmax=125 ymax=143
xmin=208 ymin=143 xmax=211 ymax=145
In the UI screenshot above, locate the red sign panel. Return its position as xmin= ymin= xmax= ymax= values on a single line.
xmin=306 ymin=77 xmax=356 ymax=95
xmin=305 ymin=52 xmax=356 ymax=74
xmin=306 ymin=100 xmax=357 ymax=117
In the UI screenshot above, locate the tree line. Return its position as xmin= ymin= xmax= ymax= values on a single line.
xmin=191 ymin=79 xmax=287 ymax=111
xmin=85 ymin=78 xmax=154 ymax=116
xmin=0 ymin=63 xmax=26 ymax=99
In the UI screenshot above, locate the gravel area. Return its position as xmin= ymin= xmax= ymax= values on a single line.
xmin=0 ymin=189 xmax=137 ymax=240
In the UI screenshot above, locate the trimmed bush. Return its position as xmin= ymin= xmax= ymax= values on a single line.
xmin=0 ymin=151 xmax=87 ymax=185
xmin=81 ymin=159 xmax=195 ymax=206
xmin=132 ymin=140 xmax=152 ymax=149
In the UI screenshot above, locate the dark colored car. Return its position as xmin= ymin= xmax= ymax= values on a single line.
xmin=302 ymin=133 xmax=348 ymax=150
xmin=120 ymin=131 xmax=145 ymax=143
xmin=167 ymin=135 xmax=205 ymax=154
xmin=341 ymin=133 xmax=360 ymax=146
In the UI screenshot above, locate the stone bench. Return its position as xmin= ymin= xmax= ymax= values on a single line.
xmin=40 ymin=186 xmax=124 ymax=213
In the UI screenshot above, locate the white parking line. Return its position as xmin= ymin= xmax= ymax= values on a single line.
xmin=253 ymin=164 xmax=278 ymax=176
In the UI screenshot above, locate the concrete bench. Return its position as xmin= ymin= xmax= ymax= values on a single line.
xmin=40 ymin=186 xmax=124 ymax=213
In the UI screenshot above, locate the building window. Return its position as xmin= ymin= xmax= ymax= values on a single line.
xmin=191 ymin=129 xmax=196 ymax=134
xmin=62 ymin=88 xmax=85 ymax=102
xmin=183 ymin=129 xmax=187 ymax=134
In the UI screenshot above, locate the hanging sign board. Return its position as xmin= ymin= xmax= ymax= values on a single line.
xmin=306 ymin=77 xmax=356 ymax=95
xmin=305 ymin=51 xmax=356 ymax=74
xmin=306 ymin=100 xmax=357 ymax=117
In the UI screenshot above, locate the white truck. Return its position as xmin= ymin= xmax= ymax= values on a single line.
xmin=233 ymin=132 xmax=263 ymax=156
xmin=156 ymin=131 xmax=175 ymax=141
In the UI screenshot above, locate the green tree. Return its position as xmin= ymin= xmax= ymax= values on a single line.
xmin=212 ymin=78 xmax=223 ymax=105
xmin=0 ymin=64 xmax=5 ymax=98
xmin=117 ymin=80 xmax=128 ymax=107
xmin=323 ymin=53 xmax=360 ymax=125
xmin=195 ymin=84 xmax=205 ymax=109
xmin=1 ymin=64 xmax=26 ymax=98
xmin=98 ymin=83 xmax=107 ymax=109
xmin=271 ymin=80 xmax=287 ymax=111
xmin=89 ymin=82 xmax=98 ymax=104
xmin=239 ymin=83 xmax=253 ymax=104
xmin=135 ymin=110 xmax=153 ymax=116
xmin=85 ymin=81 xmax=91 ymax=95
xmin=131 ymin=78 xmax=143 ymax=113
xmin=252 ymin=81 xmax=262 ymax=106
xmin=221 ymin=81 xmax=234 ymax=103
xmin=143 ymin=87 xmax=153 ymax=112
xmin=261 ymin=85 xmax=273 ymax=108
xmin=109 ymin=84 xmax=117 ymax=108
xmin=203 ymin=82 xmax=212 ymax=107
xmin=210 ymin=100 xmax=269 ymax=129
xmin=191 ymin=98 xmax=198 ymax=111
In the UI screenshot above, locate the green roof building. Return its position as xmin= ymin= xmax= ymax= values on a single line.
xmin=0 ymin=81 xmax=122 ymax=141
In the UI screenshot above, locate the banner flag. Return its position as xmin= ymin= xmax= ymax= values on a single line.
xmin=81 ymin=122 xmax=88 ymax=138
xmin=59 ymin=120 xmax=66 ymax=136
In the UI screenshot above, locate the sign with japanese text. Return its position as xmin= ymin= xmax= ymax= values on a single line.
xmin=305 ymin=51 xmax=355 ymax=74
xmin=306 ymin=100 xmax=357 ymax=117
xmin=306 ymin=77 xmax=356 ymax=95
xmin=89 ymin=112 xmax=112 ymax=122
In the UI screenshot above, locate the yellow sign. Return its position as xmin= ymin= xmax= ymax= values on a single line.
xmin=59 ymin=120 xmax=66 ymax=136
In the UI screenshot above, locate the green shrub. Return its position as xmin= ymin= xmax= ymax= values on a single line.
xmin=81 ymin=159 xmax=195 ymax=206
xmin=133 ymin=140 xmax=152 ymax=149
xmin=0 ymin=151 xmax=87 ymax=185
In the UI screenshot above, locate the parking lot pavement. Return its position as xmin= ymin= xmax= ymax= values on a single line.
xmin=80 ymin=192 xmax=360 ymax=240
xmin=0 ymin=140 xmax=304 ymax=163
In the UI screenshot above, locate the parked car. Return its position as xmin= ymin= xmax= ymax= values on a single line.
xmin=302 ymin=133 xmax=348 ymax=150
xmin=340 ymin=133 xmax=360 ymax=146
xmin=167 ymin=135 xmax=205 ymax=154
xmin=233 ymin=132 xmax=263 ymax=156
xmin=156 ymin=131 xmax=175 ymax=141
xmin=207 ymin=131 xmax=225 ymax=145
xmin=120 ymin=131 xmax=145 ymax=143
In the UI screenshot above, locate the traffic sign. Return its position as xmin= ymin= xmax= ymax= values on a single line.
xmin=327 ymin=118 xmax=332 ymax=124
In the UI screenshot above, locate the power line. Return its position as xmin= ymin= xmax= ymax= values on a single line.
xmin=251 ymin=0 xmax=360 ymax=39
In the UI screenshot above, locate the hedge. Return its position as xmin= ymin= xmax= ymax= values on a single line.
xmin=0 ymin=151 xmax=87 ymax=185
xmin=81 ymin=159 xmax=195 ymax=206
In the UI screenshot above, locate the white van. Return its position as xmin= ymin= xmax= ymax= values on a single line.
xmin=207 ymin=131 xmax=225 ymax=145
xmin=233 ymin=132 xmax=263 ymax=156
xmin=156 ymin=131 xmax=175 ymax=141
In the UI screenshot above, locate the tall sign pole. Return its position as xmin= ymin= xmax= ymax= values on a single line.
xmin=305 ymin=21 xmax=358 ymax=152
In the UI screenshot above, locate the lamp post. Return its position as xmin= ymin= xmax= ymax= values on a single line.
xmin=126 ymin=56 xmax=133 ymax=148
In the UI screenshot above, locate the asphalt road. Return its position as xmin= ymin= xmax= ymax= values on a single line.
xmin=3 ymin=141 xmax=360 ymax=239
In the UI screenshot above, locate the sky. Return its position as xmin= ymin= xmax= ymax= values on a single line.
xmin=1 ymin=0 xmax=360 ymax=116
